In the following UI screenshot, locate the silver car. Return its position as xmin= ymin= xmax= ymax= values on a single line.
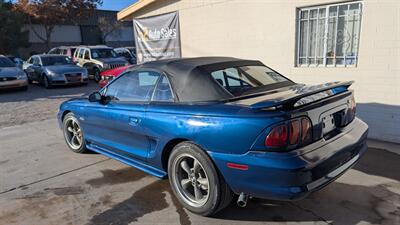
xmin=23 ymin=54 xmax=88 ymax=88
xmin=0 ymin=55 xmax=28 ymax=91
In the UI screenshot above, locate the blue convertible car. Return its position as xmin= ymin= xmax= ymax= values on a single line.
xmin=58 ymin=57 xmax=368 ymax=215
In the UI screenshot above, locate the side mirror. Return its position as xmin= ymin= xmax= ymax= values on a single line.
xmin=89 ymin=92 xmax=112 ymax=104
xmin=88 ymin=92 xmax=102 ymax=102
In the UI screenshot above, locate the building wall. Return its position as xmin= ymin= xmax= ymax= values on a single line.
xmin=130 ymin=0 xmax=400 ymax=143
xmin=24 ymin=25 xmax=82 ymax=43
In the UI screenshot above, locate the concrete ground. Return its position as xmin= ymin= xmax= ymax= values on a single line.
xmin=0 ymin=83 xmax=399 ymax=225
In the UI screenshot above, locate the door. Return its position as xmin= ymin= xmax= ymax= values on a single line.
xmin=82 ymin=69 xmax=161 ymax=161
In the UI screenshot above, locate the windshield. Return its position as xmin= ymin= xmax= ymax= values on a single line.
xmin=41 ymin=56 xmax=73 ymax=66
xmin=211 ymin=65 xmax=291 ymax=97
xmin=0 ymin=57 xmax=16 ymax=67
xmin=91 ymin=49 xmax=117 ymax=59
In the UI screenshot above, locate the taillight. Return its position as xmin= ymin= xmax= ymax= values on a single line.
xmin=301 ymin=118 xmax=312 ymax=145
xmin=265 ymin=124 xmax=287 ymax=147
xmin=289 ymin=120 xmax=300 ymax=145
xmin=265 ymin=117 xmax=312 ymax=150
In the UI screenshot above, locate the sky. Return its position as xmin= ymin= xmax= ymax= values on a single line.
xmin=99 ymin=0 xmax=137 ymax=11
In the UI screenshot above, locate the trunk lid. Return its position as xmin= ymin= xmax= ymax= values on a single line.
xmin=231 ymin=81 xmax=353 ymax=110
xmin=231 ymin=81 xmax=356 ymax=142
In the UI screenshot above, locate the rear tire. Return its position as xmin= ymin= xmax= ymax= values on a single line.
xmin=62 ymin=112 xmax=87 ymax=153
xmin=168 ymin=142 xmax=233 ymax=216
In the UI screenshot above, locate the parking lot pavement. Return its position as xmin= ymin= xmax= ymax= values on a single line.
xmin=0 ymin=82 xmax=99 ymax=128
xmin=0 ymin=118 xmax=399 ymax=225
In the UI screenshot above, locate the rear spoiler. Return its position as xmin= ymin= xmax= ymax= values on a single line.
xmin=250 ymin=81 xmax=354 ymax=110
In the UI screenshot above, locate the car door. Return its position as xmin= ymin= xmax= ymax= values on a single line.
xmin=82 ymin=69 xmax=161 ymax=161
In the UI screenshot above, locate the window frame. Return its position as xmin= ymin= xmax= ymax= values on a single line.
xmin=296 ymin=1 xmax=362 ymax=68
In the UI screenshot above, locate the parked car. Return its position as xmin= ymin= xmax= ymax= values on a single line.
xmin=23 ymin=54 xmax=88 ymax=88
xmin=48 ymin=46 xmax=79 ymax=60
xmin=0 ymin=55 xmax=28 ymax=91
xmin=6 ymin=56 xmax=24 ymax=69
xmin=73 ymin=46 xmax=129 ymax=82
xmin=58 ymin=57 xmax=368 ymax=216
xmin=114 ymin=47 xmax=137 ymax=64
xmin=99 ymin=65 xmax=131 ymax=88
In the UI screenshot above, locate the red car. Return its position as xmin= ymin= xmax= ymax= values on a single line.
xmin=99 ymin=65 xmax=131 ymax=87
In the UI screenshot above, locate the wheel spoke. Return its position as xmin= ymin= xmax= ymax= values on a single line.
xmin=71 ymin=135 xmax=78 ymax=145
xmin=76 ymin=136 xmax=82 ymax=145
xmin=180 ymin=178 xmax=191 ymax=190
xmin=72 ymin=121 xmax=78 ymax=130
xmin=193 ymin=159 xmax=201 ymax=172
xmin=180 ymin=160 xmax=191 ymax=175
xmin=67 ymin=126 xmax=74 ymax=133
xmin=194 ymin=185 xmax=203 ymax=200
xmin=197 ymin=178 xmax=208 ymax=187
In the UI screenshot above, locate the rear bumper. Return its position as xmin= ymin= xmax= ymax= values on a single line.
xmin=0 ymin=80 xmax=28 ymax=89
xmin=209 ymin=117 xmax=368 ymax=200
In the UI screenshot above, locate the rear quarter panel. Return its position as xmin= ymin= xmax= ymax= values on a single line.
xmin=145 ymin=102 xmax=288 ymax=169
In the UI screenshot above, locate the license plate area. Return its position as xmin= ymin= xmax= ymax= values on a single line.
xmin=322 ymin=114 xmax=336 ymax=135
xmin=319 ymin=105 xmax=348 ymax=138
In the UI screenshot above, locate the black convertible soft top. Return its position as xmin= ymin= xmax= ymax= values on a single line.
xmin=128 ymin=57 xmax=267 ymax=102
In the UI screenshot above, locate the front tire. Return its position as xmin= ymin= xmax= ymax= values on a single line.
xmin=42 ymin=75 xmax=51 ymax=89
xmin=168 ymin=142 xmax=233 ymax=216
xmin=62 ymin=112 xmax=87 ymax=153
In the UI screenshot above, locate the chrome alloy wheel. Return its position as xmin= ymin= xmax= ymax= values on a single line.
xmin=171 ymin=154 xmax=210 ymax=207
xmin=63 ymin=117 xmax=83 ymax=150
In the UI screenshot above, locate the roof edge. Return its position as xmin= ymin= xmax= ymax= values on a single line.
xmin=117 ymin=0 xmax=158 ymax=21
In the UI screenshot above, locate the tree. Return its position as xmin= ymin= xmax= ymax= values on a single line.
xmin=98 ymin=15 xmax=123 ymax=44
xmin=0 ymin=1 xmax=30 ymax=55
xmin=16 ymin=0 xmax=102 ymax=50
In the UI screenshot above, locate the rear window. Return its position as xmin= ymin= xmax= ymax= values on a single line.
xmin=211 ymin=65 xmax=289 ymax=96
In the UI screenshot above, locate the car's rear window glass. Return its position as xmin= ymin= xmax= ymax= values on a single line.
xmin=0 ymin=57 xmax=16 ymax=67
xmin=211 ymin=65 xmax=289 ymax=96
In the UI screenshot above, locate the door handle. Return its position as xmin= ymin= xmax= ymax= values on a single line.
xmin=129 ymin=117 xmax=140 ymax=126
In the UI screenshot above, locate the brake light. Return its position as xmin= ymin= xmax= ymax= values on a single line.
xmin=265 ymin=117 xmax=312 ymax=149
xmin=265 ymin=124 xmax=287 ymax=147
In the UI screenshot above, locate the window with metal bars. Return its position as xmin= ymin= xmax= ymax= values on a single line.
xmin=296 ymin=2 xmax=362 ymax=67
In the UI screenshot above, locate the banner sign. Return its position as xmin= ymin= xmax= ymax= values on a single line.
xmin=133 ymin=11 xmax=181 ymax=63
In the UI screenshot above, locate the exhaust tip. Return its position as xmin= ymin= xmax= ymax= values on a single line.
xmin=237 ymin=192 xmax=248 ymax=208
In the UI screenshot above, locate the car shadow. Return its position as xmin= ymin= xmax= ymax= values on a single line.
xmin=86 ymin=148 xmax=400 ymax=225
xmin=0 ymin=81 xmax=99 ymax=103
